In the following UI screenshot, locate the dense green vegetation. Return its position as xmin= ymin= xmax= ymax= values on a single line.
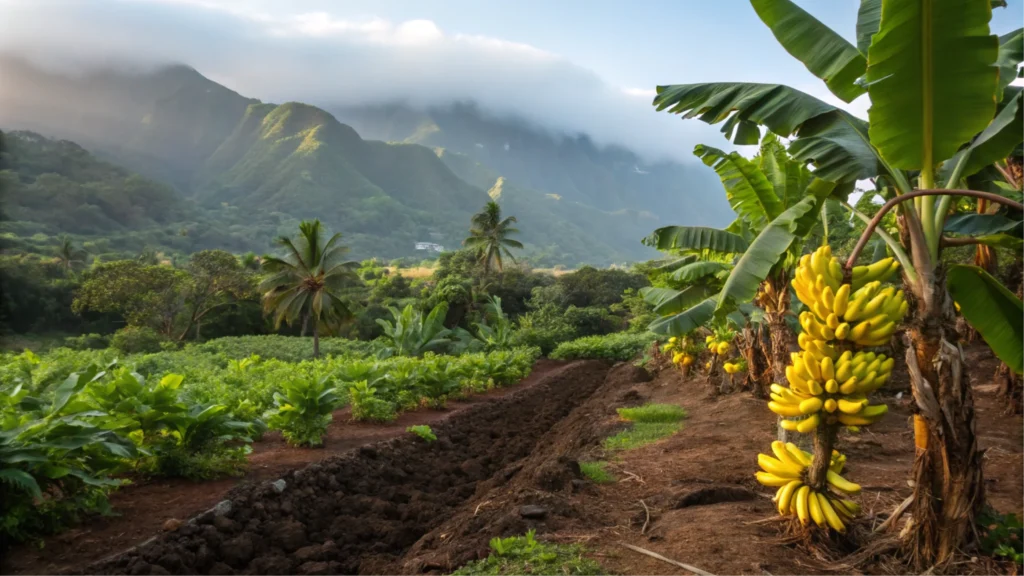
xmin=451 ymin=530 xmax=603 ymax=575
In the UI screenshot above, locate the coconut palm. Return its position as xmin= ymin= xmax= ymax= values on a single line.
xmin=649 ymin=0 xmax=1023 ymax=564
xmin=259 ymin=220 xmax=357 ymax=358
xmin=54 ymin=235 xmax=87 ymax=273
xmin=463 ymin=201 xmax=523 ymax=274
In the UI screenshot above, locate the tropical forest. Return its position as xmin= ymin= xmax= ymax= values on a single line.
xmin=0 ymin=0 xmax=1022 ymax=575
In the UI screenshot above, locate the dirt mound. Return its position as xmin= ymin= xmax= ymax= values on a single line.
xmin=84 ymin=360 xmax=612 ymax=576
xmin=389 ymin=362 xmax=653 ymax=574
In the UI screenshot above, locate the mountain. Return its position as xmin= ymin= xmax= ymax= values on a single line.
xmin=0 ymin=55 xmax=730 ymax=265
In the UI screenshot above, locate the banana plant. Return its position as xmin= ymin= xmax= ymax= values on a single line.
xmin=642 ymin=133 xmax=837 ymax=391
xmin=375 ymin=302 xmax=452 ymax=357
xmin=650 ymin=0 xmax=1023 ymax=563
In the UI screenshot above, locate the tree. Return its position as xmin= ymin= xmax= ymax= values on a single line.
xmin=177 ymin=250 xmax=253 ymax=341
xmin=54 ymin=235 xmax=87 ymax=274
xmin=73 ymin=260 xmax=189 ymax=338
xmin=259 ymin=220 xmax=356 ymax=358
xmin=642 ymin=133 xmax=837 ymax=412
xmin=463 ymin=201 xmax=523 ymax=274
xmin=650 ymin=0 xmax=1023 ymax=565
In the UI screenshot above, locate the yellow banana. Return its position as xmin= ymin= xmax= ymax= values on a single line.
xmin=822 ymin=286 xmax=835 ymax=310
xmin=769 ymin=401 xmax=805 ymax=418
xmin=777 ymin=479 xmax=802 ymax=515
xmin=833 ymin=284 xmax=850 ymax=317
xmin=756 ymin=471 xmax=796 ymax=487
xmin=839 ymin=376 xmax=860 ymax=394
xmin=817 ymin=493 xmax=847 ymax=533
xmin=795 ymin=485 xmax=811 ymax=525
xmin=825 ymin=313 xmax=839 ymax=330
xmin=824 ymin=378 xmax=838 ymax=394
xmin=809 ymin=488 xmax=825 ymax=526
xmin=834 ymin=322 xmax=850 ymax=340
xmin=798 ymin=397 xmax=823 ymax=415
xmin=835 ymin=359 xmax=853 ymax=382
xmin=826 ymin=470 xmax=862 ymax=494
xmin=837 ymin=398 xmax=868 ymax=414
xmin=848 ymin=320 xmax=873 ymax=343
xmin=796 ymin=413 xmax=820 ymax=433
xmin=758 ymin=454 xmax=803 ymax=478
xmin=824 ymin=399 xmax=838 ymax=413
xmin=820 ymin=356 xmax=835 ymax=381
xmin=779 ymin=418 xmax=800 ymax=431
xmin=785 ymin=443 xmax=812 ymax=466
xmin=828 ymin=260 xmax=844 ymax=286
xmin=771 ymin=441 xmax=805 ymax=468
xmin=838 ymin=412 xmax=878 ymax=426
xmin=838 ymin=499 xmax=861 ymax=516
xmin=860 ymin=404 xmax=889 ymax=418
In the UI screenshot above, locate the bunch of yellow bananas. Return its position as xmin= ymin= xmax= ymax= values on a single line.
xmin=755 ymin=442 xmax=862 ymax=532
xmin=673 ymin=352 xmax=695 ymax=367
xmin=772 ymin=348 xmax=894 ymax=430
xmin=791 ymin=247 xmax=907 ymax=347
xmin=723 ymin=361 xmax=741 ymax=374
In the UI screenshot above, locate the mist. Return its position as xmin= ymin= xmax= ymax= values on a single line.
xmin=0 ymin=0 xmax=724 ymax=163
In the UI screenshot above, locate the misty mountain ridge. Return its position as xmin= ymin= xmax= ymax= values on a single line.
xmin=0 ymin=55 xmax=730 ymax=265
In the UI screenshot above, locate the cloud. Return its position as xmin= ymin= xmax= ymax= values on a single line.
xmin=0 ymin=0 xmax=723 ymax=162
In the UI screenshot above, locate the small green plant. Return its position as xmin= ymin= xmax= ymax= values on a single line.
xmin=264 ymin=373 xmax=344 ymax=447
xmin=979 ymin=508 xmax=1023 ymax=566
xmin=579 ymin=461 xmax=614 ymax=484
xmin=406 ymin=425 xmax=436 ymax=442
xmin=451 ymin=529 xmax=603 ymax=575
xmin=616 ymin=403 xmax=687 ymax=423
xmin=348 ymin=380 xmax=397 ymax=423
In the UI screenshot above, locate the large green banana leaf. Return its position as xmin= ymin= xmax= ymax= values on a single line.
xmin=751 ymin=0 xmax=866 ymax=103
xmin=940 ymin=91 xmax=1024 ymax=184
xmin=856 ymin=0 xmax=882 ymax=54
xmin=947 ymin=265 xmax=1022 ymax=374
xmin=972 ymin=233 xmax=1024 ymax=251
xmin=759 ymin=133 xmax=812 ymax=209
xmin=641 ymin=285 xmax=716 ymax=315
xmin=653 ymin=256 xmax=698 ymax=272
xmin=670 ymin=261 xmax=733 ymax=284
xmin=944 ymin=213 xmax=1023 ymax=236
xmin=716 ymin=194 xmax=823 ymax=313
xmin=866 ymin=0 xmax=999 ymax=171
xmin=996 ymin=28 xmax=1023 ymax=100
xmin=654 ymin=83 xmax=884 ymax=183
xmin=642 ymin=226 xmax=749 ymax=253
xmin=648 ymin=296 xmax=719 ymax=336
xmin=694 ymin=144 xmax=782 ymax=226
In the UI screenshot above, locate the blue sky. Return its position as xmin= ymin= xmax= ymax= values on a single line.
xmin=2 ymin=0 xmax=1021 ymax=161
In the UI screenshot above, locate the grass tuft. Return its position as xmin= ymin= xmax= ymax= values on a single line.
xmin=616 ymin=403 xmax=686 ymax=423
xmin=451 ymin=530 xmax=603 ymax=575
xmin=603 ymin=422 xmax=682 ymax=451
xmin=579 ymin=461 xmax=615 ymax=484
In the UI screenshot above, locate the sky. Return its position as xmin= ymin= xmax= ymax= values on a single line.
xmin=1 ymin=0 xmax=1021 ymax=162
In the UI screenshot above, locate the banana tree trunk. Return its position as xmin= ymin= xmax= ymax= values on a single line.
xmin=904 ymin=267 xmax=983 ymax=568
xmin=761 ymin=274 xmax=808 ymax=449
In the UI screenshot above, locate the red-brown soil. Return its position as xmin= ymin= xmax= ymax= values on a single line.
xmin=1 ymin=360 xmax=571 ymax=575
xmin=392 ymin=345 xmax=1022 ymax=576
xmin=4 ymin=346 xmax=1021 ymax=576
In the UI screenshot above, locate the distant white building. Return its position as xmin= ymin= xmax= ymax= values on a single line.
xmin=415 ymin=242 xmax=444 ymax=253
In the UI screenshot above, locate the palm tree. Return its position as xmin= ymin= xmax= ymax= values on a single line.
xmin=463 ymin=201 xmax=523 ymax=274
xmin=259 ymin=220 xmax=357 ymax=358
xmin=55 ymin=235 xmax=87 ymax=273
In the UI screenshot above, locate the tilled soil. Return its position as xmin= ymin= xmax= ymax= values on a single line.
xmin=84 ymin=359 xmax=612 ymax=575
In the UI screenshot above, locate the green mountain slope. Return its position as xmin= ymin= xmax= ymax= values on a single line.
xmin=0 ymin=55 xmax=717 ymax=264
xmin=0 ymin=130 xmax=188 ymax=235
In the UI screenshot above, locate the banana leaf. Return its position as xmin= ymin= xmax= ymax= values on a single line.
xmin=947 ymin=265 xmax=1023 ymax=374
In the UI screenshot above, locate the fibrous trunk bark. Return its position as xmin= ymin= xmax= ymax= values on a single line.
xmin=760 ymin=275 xmax=808 ymax=449
xmin=903 ymin=269 xmax=983 ymax=569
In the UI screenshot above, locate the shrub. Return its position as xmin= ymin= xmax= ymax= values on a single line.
xmin=549 ymin=333 xmax=655 ymax=361
xmin=979 ymin=508 xmax=1023 ymax=566
xmin=264 ymin=373 xmax=345 ymax=447
xmin=110 ymin=326 xmax=165 ymax=354
xmin=376 ymin=302 xmax=452 ymax=357
xmin=348 ymin=381 xmax=397 ymax=423
xmin=62 ymin=333 xmax=110 ymax=350
xmin=407 ymin=425 xmax=437 ymax=442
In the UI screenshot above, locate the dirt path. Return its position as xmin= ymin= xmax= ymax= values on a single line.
xmin=1 ymin=359 xmax=570 ymax=575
